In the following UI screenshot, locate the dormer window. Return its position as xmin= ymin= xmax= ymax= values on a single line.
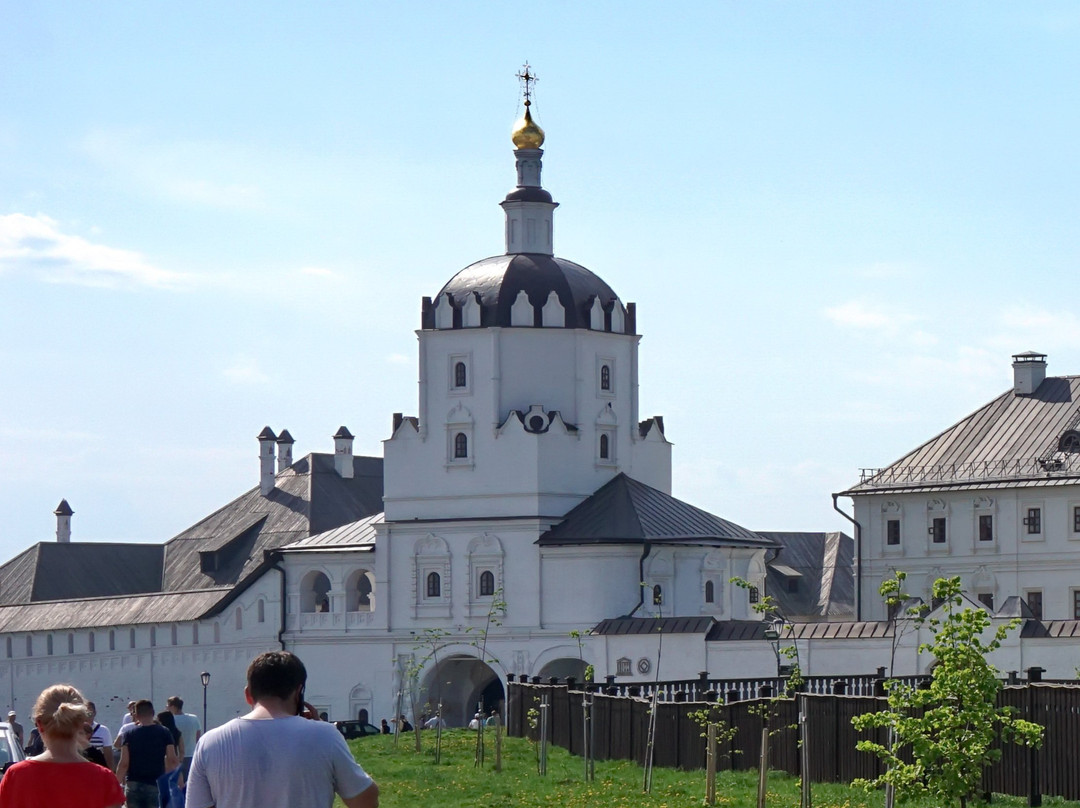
xmin=600 ymin=364 xmax=611 ymax=391
xmin=454 ymin=432 xmax=468 ymax=458
xmin=1061 ymin=430 xmax=1080 ymax=453
xmin=454 ymin=361 xmax=467 ymax=388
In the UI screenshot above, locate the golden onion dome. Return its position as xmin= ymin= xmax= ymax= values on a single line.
xmin=511 ymin=103 xmax=545 ymax=149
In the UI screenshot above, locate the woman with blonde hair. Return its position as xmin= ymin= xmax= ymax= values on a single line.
xmin=0 ymin=684 xmax=124 ymax=808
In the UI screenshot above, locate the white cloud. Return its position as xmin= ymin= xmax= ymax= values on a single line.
xmin=222 ymin=357 xmax=270 ymax=385
xmin=299 ymin=266 xmax=341 ymax=280
xmin=823 ymin=299 xmax=919 ymax=331
xmin=0 ymin=213 xmax=187 ymax=289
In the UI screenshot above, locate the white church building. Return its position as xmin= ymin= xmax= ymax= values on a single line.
xmin=1 ymin=90 xmax=1076 ymax=734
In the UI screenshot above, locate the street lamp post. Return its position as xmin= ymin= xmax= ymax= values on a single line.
xmin=200 ymin=671 xmax=211 ymax=731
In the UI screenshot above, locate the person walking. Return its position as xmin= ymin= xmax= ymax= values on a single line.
xmin=166 ymin=696 xmax=201 ymax=779
xmin=5 ymin=712 xmax=23 ymax=748
xmin=85 ymin=702 xmax=114 ymax=771
xmin=186 ymin=651 xmax=378 ymax=808
xmin=0 ymin=684 xmax=124 ymax=808
xmin=115 ymin=700 xmax=178 ymax=808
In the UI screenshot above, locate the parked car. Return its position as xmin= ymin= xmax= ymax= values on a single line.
xmin=0 ymin=722 xmax=24 ymax=777
xmin=332 ymin=720 xmax=382 ymax=740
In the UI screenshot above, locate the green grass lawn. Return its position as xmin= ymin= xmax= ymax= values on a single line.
xmin=338 ymin=729 xmax=1080 ymax=808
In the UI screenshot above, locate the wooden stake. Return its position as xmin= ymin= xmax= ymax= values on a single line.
xmin=706 ymin=722 xmax=717 ymax=806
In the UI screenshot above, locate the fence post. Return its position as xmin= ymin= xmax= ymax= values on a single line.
xmin=1027 ymin=684 xmax=1041 ymax=808
xmin=706 ymin=722 xmax=717 ymax=806
xmin=799 ymin=693 xmax=811 ymax=808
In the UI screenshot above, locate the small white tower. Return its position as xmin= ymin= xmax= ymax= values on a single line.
xmin=257 ymin=426 xmax=277 ymax=496
xmin=333 ymin=426 xmax=354 ymax=479
xmin=54 ymin=499 xmax=73 ymax=543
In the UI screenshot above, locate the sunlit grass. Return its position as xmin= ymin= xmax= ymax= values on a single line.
xmin=334 ymin=729 xmax=1080 ymax=808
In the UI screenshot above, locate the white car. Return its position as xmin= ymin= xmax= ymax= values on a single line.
xmin=0 ymin=722 xmax=24 ymax=776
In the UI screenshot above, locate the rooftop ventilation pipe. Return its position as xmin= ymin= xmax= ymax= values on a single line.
xmin=276 ymin=429 xmax=295 ymax=472
xmin=258 ymin=426 xmax=277 ymax=495
xmin=333 ymin=426 xmax=354 ymax=479
xmin=54 ymin=499 xmax=73 ymax=543
xmin=1012 ymin=352 xmax=1047 ymax=396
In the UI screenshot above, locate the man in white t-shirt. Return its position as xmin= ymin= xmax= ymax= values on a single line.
xmin=186 ymin=651 xmax=378 ymax=808
xmin=166 ymin=695 xmax=202 ymax=776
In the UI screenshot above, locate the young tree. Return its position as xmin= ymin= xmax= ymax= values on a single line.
xmin=853 ymin=576 xmax=1042 ymax=808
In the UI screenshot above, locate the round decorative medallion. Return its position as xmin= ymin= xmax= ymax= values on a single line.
xmin=637 ymin=657 xmax=651 ymax=674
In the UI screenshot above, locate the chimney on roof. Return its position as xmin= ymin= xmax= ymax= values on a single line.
xmin=276 ymin=429 xmax=295 ymax=471
xmin=54 ymin=499 xmax=73 ymax=543
xmin=333 ymin=426 xmax=354 ymax=479
xmin=257 ymin=426 xmax=277 ymax=495
xmin=1012 ymin=352 xmax=1047 ymax=396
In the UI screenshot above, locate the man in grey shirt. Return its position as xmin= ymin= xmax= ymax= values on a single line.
xmin=186 ymin=651 xmax=378 ymax=808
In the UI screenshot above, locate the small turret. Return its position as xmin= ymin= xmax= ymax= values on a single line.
xmin=257 ymin=426 xmax=277 ymax=496
xmin=333 ymin=426 xmax=354 ymax=479
xmin=276 ymin=429 xmax=295 ymax=471
xmin=54 ymin=499 xmax=73 ymax=543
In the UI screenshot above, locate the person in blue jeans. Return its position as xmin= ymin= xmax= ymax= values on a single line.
xmin=115 ymin=700 xmax=178 ymax=808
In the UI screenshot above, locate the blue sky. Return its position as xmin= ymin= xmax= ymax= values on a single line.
xmin=2 ymin=2 xmax=1079 ymax=557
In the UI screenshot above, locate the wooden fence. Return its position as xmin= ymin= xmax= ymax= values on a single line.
xmin=506 ymin=681 xmax=1080 ymax=802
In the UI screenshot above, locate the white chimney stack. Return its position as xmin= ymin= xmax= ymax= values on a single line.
xmin=1012 ymin=352 xmax=1047 ymax=396
xmin=276 ymin=429 xmax=295 ymax=472
xmin=333 ymin=426 xmax=354 ymax=479
xmin=258 ymin=426 xmax=277 ymax=495
xmin=54 ymin=499 xmax=73 ymax=543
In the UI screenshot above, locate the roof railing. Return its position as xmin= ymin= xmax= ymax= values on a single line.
xmin=859 ymin=454 xmax=1080 ymax=486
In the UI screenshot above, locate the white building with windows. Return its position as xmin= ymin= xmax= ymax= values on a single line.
xmin=841 ymin=351 xmax=1080 ymax=627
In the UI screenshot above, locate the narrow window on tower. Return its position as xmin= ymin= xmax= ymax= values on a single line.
xmin=426 ymin=571 xmax=441 ymax=598
xmin=704 ymin=580 xmax=714 ymax=603
xmin=454 ymin=432 xmax=468 ymax=459
xmin=749 ymin=586 xmax=760 ymax=604
xmin=600 ymin=364 xmax=611 ymax=391
xmin=599 ymin=434 xmax=610 ymax=460
xmin=454 ymin=361 xmax=467 ymax=388
xmin=886 ymin=519 xmax=900 ymax=546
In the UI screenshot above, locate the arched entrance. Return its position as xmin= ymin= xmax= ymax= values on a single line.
xmin=537 ymin=657 xmax=587 ymax=681
xmin=420 ymin=655 xmax=504 ymax=727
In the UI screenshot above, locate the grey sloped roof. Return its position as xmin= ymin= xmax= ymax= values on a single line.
xmin=0 ymin=589 xmax=233 ymax=632
xmin=162 ymin=453 xmax=383 ymax=591
xmin=592 ymin=616 xmax=716 ymax=636
xmin=539 ymin=474 xmax=775 ymax=548
xmin=844 ymin=376 xmax=1080 ymax=494
xmin=760 ymin=532 xmax=855 ymax=621
xmin=283 ymin=512 xmax=383 ymax=551
xmin=0 ymin=543 xmax=163 ymax=606
xmin=0 ymin=453 xmax=383 ymax=632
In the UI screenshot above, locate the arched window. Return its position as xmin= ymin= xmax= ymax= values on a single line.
xmin=358 ymin=575 xmax=373 ymax=610
xmin=426 ymin=571 xmax=441 ymax=598
xmin=235 ymin=607 xmax=243 ymax=630
xmin=599 ymin=434 xmax=610 ymax=459
xmin=454 ymin=361 xmax=467 ymax=388
xmin=652 ymin=584 xmax=663 ymax=606
xmin=479 ymin=570 xmax=495 ymax=597
xmin=600 ymin=364 xmax=611 ymax=391
xmin=301 ymin=571 xmax=332 ymax=613
xmin=454 ymin=432 xmax=468 ymax=458
xmin=705 ymin=580 xmax=715 ymax=603
xmin=257 ymin=599 xmax=266 ymax=623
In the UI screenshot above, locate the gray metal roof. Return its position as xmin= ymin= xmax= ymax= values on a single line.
xmin=706 ymin=619 xmax=894 ymax=642
xmin=539 ymin=474 xmax=776 ymax=548
xmin=844 ymin=376 xmax=1080 ymax=494
xmin=0 ymin=453 xmax=383 ymax=632
xmin=760 ymin=532 xmax=855 ymax=621
xmin=283 ymin=512 xmax=383 ymax=551
xmin=0 ymin=589 xmax=233 ymax=633
xmin=592 ymin=616 xmax=716 ymax=636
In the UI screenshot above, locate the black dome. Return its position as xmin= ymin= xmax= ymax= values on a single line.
xmin=432 ymin=253 xmax=625 ymax=330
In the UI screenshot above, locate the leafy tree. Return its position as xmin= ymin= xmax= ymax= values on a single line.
xmin=852 ymin=576 xmax=1042 ymax=808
